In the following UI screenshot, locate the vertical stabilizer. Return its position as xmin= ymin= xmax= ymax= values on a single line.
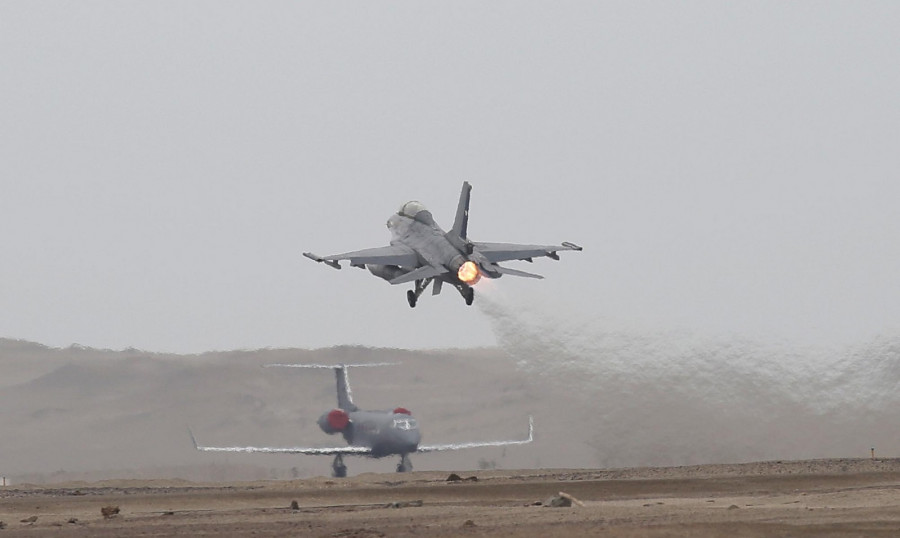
xmin=335 ymin=365 xmax=358 ymax=412
xmin=451 ymin=181 xmax=472 ymax=241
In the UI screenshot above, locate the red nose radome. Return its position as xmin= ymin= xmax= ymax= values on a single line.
xmin=327 ymin=409 xmax=350 ymax=430
xmin=393 ymin=407 xmax=411 ymax=415
xmin=457 ymin=261 xmax=481 ymax=285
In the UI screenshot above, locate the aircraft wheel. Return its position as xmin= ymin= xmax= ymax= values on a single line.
xmin=406 ymin=290 xmax=417 ymax=308
xmin=397 ymin=454 xmax=413 ymax=473
xmin=332 ymin=455 xmax=348 ymax=478
xmin=465 ymin=288 xmax=474 ymax=306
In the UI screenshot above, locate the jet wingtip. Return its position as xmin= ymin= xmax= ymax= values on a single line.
xmin=303 ymin=252 xmax=341 ymax=270
xmin=188 ymin=427 xmax=200 ymax=450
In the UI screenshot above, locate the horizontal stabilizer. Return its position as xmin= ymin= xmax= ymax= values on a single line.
xmin=263 ymin=362 xmax=399 ymax=369
xmin=494 ymin=264 xmax=544 ymax=279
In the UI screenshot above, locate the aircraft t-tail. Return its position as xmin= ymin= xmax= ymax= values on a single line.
xmin=303 ymin=182 xmax=582 ymax=307
xmin=191 ymin=363 xmax=533 ymax=477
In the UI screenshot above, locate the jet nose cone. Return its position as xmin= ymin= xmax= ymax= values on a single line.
xmin=400 ymin=429 xmax=420 ymax=452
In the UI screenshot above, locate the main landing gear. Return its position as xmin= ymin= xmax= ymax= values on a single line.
xmin=406 ymin=278 xmax=475 ymax=307
xmin=397 ymin=453 xmax=413 ymax=473
xmin=454 ymin=284 xmax=474 ymax=306
xmin=332 ymin=454 xmax=348 ymax=478
xmin=332 ymin=454 xmax=412 ymax=476
xmin=406 ymin=278 xmax=433 ymax=308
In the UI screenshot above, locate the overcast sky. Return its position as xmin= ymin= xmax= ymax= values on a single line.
xmin=2 ymin=2 xmax=899 ymax=353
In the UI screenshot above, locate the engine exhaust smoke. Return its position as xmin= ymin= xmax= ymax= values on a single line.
xmin=476 ymin=290 xmax=900 ymax=467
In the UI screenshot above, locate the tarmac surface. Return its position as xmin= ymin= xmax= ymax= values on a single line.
xmin=2 ymin=458 xmax=900 ymax=537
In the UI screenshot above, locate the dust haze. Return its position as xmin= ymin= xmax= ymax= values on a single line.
xmin=3 ymin=289 xmax=899 ymax=483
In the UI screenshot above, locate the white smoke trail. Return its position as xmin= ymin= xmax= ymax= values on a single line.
xmin=476 ymin=288 xmax=900 ymax=467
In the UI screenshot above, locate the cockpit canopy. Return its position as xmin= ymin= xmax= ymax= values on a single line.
xmin=398 ymin=201 xmax=434 ymax=225
xmin=398 ymin=201 xmax=428 ymax=218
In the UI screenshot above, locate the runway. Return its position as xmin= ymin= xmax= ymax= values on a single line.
xmin=2 ymin=458 xmax=900 ymax=537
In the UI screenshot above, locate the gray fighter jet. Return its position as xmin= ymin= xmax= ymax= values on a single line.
xmin=304 ymin=182 xmax=582 ymax=307
xmin=191 ymin=363 xmax=533 ymax=477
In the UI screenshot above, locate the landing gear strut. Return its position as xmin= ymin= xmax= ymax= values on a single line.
xmin=454 ymin=284 xmax=475 ymax=306
xmin=406 ymin=278 xmax=433 ymax=308
xmin=397 ymin=453 xmax=413 ymax=473
xmin=332 ymin=454 xmax=347 ymax=478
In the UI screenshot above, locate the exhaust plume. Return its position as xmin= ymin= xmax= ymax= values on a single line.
xmin=476 ymin=289 xmax=900 ymax=467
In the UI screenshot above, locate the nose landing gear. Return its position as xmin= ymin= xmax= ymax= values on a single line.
xmin=397 ymin=453 xmax=413 ymax=473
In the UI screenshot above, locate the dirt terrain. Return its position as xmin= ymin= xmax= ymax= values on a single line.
xmin=2 ymin=459 xmax=900 ymax=537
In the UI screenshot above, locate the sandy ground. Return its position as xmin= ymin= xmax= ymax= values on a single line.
xmin=2 ymin=459 xmax=900 ymax=537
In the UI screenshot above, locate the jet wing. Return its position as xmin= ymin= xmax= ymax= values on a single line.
xmin=190 ymin=430 xmax=371 ymax=456
xmin=416 ymin=416 xmax=534 ymax=453
xmin=472 ymin=242 xmax=582 ymax=264
xmin=304 ymin=244 xmax=419 ymax=269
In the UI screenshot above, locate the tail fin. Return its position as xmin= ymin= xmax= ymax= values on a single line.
xmin=451 ymin=181 xmax=472 ymax=241
xmin=334 ymin=365 xmax=358 ymax=411
xmin=263 ymin=362 xmax=398 ymax=412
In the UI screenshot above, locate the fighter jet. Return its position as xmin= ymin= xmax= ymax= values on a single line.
xmin=191 ymin=363 xmax=533 ymax=477
xmin=304 ymin=182 xmax=582 ymax=307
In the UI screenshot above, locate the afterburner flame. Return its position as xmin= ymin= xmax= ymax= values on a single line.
xmin=457 ymin=261 xmax=481 ymax=284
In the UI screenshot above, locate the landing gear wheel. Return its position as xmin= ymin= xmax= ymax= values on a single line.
xmin=406 ymin=290 xmax=417 ymax=308
xmin=464 ymin=288 xmax=474 ymax=306
xmin=332 ymin=455 xmax=347 ymax=478
xmin=397 ymin=454 xmax=413 ymax=473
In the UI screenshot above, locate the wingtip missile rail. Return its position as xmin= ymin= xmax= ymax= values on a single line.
xmin=303 ymin=252 xmax=341 ymax=270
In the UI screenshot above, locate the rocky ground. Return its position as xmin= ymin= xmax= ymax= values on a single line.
xmin=2 ymin=458 xmax=900 ymax=537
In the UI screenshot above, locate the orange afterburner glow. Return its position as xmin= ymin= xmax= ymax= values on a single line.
xmin=457 ymin=261 xmax=481 ymax=284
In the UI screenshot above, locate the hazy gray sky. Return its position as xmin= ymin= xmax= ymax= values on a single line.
xmin=2 ymin=2 xmax=899 ymax=353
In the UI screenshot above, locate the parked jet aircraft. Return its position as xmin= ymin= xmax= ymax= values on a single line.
xmin=304 ymin=182 xmax=582 ymax=307
xmin=191 ymin=363 xmax=533 ymax=477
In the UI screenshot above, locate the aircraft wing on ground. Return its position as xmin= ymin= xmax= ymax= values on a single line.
xmin=472 ymin=242 xmax=582 ymax=264
xmin=416 ymin=416 xmax=534 ymax=453
xmin=303 ymin=245 xmax=419 ymax=269
xmin=190 ymin=430 xmax=372 ymax=456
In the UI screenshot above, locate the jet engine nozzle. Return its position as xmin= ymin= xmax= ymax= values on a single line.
xmin=449 ymin=256 xmax=482 ymax=285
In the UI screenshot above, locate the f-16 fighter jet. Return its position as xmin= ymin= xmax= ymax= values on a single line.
xmin=304 ymin=182 xmax=582 ymax=307
xmin=191 ymin=363 xmax=533 ymax=477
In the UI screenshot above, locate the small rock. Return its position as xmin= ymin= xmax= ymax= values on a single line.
xmin=463 ymin=519 xmax=476 ymax=527
xmin=544 ymin=491 xmax=584 ymax=507
xmin=727 ymin=504 xmax=740 ymax=510
xmin=290 ymin=500 xmax=300 ymax=510
xmin=67 ymin=518 xmax=79 ymax=524
xmin=446 ymin=473 xmax=462 ymax=482
xmin=545 ymin=495 xmax=572 ymax=507
xmin=20 ymin=516 xmax=37 ymax=524
xmin=101 ymin=505 xmax=120 ymax=519
xmin=0 ymin=521 xmax=6 ymax=529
